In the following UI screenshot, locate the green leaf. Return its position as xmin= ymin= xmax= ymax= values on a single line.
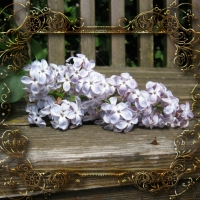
xmin=95 ymin=37 xmax=100 ymax=47
xmin=37 ymin=48 xmax=48 ymax=60
xmin=0 ymin=73 xmax=26 ymax=103
xmin=30 ymin=38 xmax=47 ymax=60
xmin=160 ymin=54 xmax=164 ymax=62
xmin=155 ymin=50 xmax=163 ymax=59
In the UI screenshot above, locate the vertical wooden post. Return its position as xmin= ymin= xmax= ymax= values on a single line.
xmin=110 ymin=0 xmax=125 ymax=67
xmin=166 ymin=0 xmax=177 ymax=68
xmin=80 ymin=0 xmax=95 ymax=61
xmin=48 ymin=0 xmax=65 ymax=64
xmin=13 ymin=0 xmax=27 ymax=27
xmin=139 ymin=0 xmax=154 ymax=68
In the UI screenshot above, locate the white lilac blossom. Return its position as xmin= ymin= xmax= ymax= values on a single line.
xmin=100 ymin=97 xmax=135 ymax=132
xmin=21 ymin=54 xmax=194 ymax=132
xmin=26 ymin=104 xmax=46 ymax=127
xmin=107 ymin=73 xmax=137 ymax=97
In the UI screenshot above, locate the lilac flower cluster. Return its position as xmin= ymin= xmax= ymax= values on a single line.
xmin=21 ymin=54 xmax=194 ymax=132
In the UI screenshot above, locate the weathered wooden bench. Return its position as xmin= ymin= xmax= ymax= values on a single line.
xmin=1 ymin=0 xmax=200 ymax=199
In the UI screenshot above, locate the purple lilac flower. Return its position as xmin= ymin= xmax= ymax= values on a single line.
xmin=26 ymin=104 xmax=46 ymax=127
xmin=22 ymin=54 xmax=194 ymax=132
xmin=67 ymin=96 xmax=84 ymax=127
xmin=76 ymin=71 xmax=106 ymax=98
xmin=99 ymin=97 xmax=137 ymax=132
xmin=127 ymin=89 xmax=150 ymax=111
xmin=107 ymin=73 xmax=138 ymax=97
xmin=50 ymin=100 xmax=71 ymax=130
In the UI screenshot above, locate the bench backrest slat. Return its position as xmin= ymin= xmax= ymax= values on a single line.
xmin=12 ymin=0 xmax=195 ymax=68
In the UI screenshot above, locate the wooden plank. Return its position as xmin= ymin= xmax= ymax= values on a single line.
xmin=0 ymin=68 xmax=198 ymax=198
xmin=25 ymin=183 xmax=200 ymax=200
xmin=47 ymin=0 xmax=65 ymax=64
xmin=110 ymin=0 xmax=125 ymax=67
xmin=80 ymin=0 xmax=95 ymax=61
xmin=13 ymin=0 xmax=27 ymax=27
xmin=139 ymin=0 xmax=154 ymax=68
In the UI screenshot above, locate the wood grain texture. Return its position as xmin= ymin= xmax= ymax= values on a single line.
xmin=139 ymin=0 xmax=154 ymax=68
xmin=110 ymin=0 xmax=125 ymax=67
xmin=47 ymin=0 xmax=65 ymax=64
xmin=13 ymin=0 xmax=27 ymax=27
xmin=80 ymin=0 xmax=95 ymax=61
xmin=0 ymin=65 xmax=199 ymax=199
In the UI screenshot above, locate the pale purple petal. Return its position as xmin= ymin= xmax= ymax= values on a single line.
xmin=89 ymin=60 xmax=95 ymax=69
xmin=150 ymin=94 xmax=157 ymax=104
xmin=103 ymin=113 xmax=111 ymax=123
xmin=153 ymin=115 xmax=159 ymax=124
xmin=110 ymin=113 xmax=120 ymax=124
xmin=121 ymin=109 xmax=132 ymax=120
xmin=91 ymin=84 xmax=101 ymax=94
xmin=59 ymin=117 xmax=69 ymax=130
xmin=141 ymin=91 xmax=149 ymax=99
xmin=63 ymin=81 xmax=70 ymax=92
xmin=164 ymin=106 xmax=173 ymax=115
xmin=76 ymin=82 xmax=83 ymax=92
xmin=41 ymin=59 xmax=48 ymax=69
xmin=66 ymin=56 xmax=73 ymax=63
xmin=75 ymin=96 xmax=81 ymax=107
xmin=51 ymin=121 xmax=59 ymax=129
xmin=74 ymin=115 xmax=82 ymax=125
xmin=30 ymin=66 xmax=39 ymax=79
xmin=79 ymin=69 xmax=88 ymax=77
xmin=138 ymin=96 xmax=148 ymax=108
xmin=28 ymin=115 xmax=34 ymax=124
xmin=21 ymin=76 xmax=33 ymax=84
xmin=37 ymin=99 xmax=44 ymax=108
xmin=70 ymin=74 xmax=79 ymax=83
xmin=126 ymin=79 xmax=137 ymax=88
xmin=121 ymin=72 xmax=130 ymax=79
xmin=82 ymin=100 xmax=93 ymax=109
xmin=31 ymin=82 xmax=40 ymax=94
xmin=109 ymin=97 xmax=117 ymax=105
xmin=36 ymin=118 xmax=46 ymax=127
xmin=82 ymin=82 xmax=90 ymax=93
xmin=124 ymin=124 xmax=133 ymax=133
xmin=51 ymin=105 xmax=62 ymax=116
xmin=117 ymin=102 xmax=127 ymax=110
xmin=67 ymin=111 xmax=76 ymax=119
xmin=73 ymin=57 xmax=83 ymax=67
xmin=38 ymin=73 xmax=46 ymax=84
xmin=146 ymin=81 xmax=155 ymax=89
xmin=76 ymin=53 xmax=86 ymax=58
xmin=40 ymin=107 xmax=51 ymax=115
xmin=131 ymin=117 xmax=138 ymax=124
xmin=116 ymin=120 xmax=127 ymax=130
xmin=118 ymin=84 xmax=127 ymax=96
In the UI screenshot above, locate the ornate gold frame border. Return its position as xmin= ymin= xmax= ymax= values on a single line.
xmin=0 ymin=0 xmax=200 ymax=199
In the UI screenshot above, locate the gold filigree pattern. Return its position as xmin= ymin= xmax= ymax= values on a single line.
xmin=0 ymin=0 xmax=200 ymax=199
xmin=0 ymin=83 xmax=11 ymax=126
